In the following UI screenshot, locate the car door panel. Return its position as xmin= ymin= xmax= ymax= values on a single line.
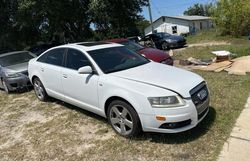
xmin=61 ymin=48 xmax=100 ymax=111
xmin=36 ymin=48 xmax=65 ymax=99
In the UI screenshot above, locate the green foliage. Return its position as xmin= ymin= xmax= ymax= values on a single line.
xmin=0 ymin=0 xmax=147 ymax=50
xmin=214 ymin=0 xmax=250 ymax=36
xmin=89 ymin=0 xmax=148 ymax=39
xmin=184 ymin=3 xmax=214 ymax=16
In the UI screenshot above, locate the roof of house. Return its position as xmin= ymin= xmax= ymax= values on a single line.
xmin=164 ymin=15 xmax=211 ymax=21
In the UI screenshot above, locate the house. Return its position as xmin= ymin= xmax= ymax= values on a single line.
xmin=144 ymin=15 xmax=213 ymax=36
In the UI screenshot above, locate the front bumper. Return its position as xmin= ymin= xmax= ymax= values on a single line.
xmin=139 ymin=98 xmax=209 ymax=133
xmin=4 ymin=75 xmax=32 ymax=92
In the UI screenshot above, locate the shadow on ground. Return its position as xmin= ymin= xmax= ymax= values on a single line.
xmin=52 ymin=97 xmax=216 ymax=144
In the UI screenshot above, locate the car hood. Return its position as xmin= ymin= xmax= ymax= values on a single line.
xmin=165 ymin=35 xmax=185 ymax=41
xmin=110 ymin=62 xmax=204 ymax=98
xmin=4 ymin=62 xmax=28 ymax=73
xmin=138 ymin=48 xmax=170 ymax=62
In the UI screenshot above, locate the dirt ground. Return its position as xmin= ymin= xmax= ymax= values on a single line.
xmin=0 ymin=91 xmax=115 ymax=161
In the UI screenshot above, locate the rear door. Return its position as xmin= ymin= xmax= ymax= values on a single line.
xmin=61 ymin=48 xmax=100 ymax=110
xmin=37 ymin=48 xmax=65 ymax=99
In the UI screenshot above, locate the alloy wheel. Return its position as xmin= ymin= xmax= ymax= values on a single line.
xmin=109 ymin=105 xmax=134 ymax=135
xmin=34 ymin=79 xmax=45 ymax=100
xmin=2 ymin=80 xmax=9 ymax=93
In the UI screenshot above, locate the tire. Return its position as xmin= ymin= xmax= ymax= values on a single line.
xmin=107 ymin=100 xmax=141 ymax=137
xmin=33 ymin=77 xmax=49 ymax=101
xmin=2 ymin=79 xmax=9 ymax=93
xmin=161 ymin=42 xmax=169 ymax=50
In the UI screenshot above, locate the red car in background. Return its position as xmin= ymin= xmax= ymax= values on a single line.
xmin=107 ymin=39 xmax=173 ymax=66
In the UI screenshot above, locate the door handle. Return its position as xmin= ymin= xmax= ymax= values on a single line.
xmin=62 ymin=74 xmax=68 ymax=78
xmin=41 ymin=68 xmax=44 ymax=72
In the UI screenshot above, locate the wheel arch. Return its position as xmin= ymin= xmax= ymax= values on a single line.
xmin=104 ymin=96 xmax=143 ymax=130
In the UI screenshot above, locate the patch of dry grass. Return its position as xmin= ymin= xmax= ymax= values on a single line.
xmin=0 ymin=71 xmax=250 ymax=161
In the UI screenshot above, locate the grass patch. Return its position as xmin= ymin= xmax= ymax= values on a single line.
xmin=0 ymin=71 xmax=250 ymax=161
xmin=0 ymin=33 xmax=250 ymax=160
xmin=186 ymin=29 xmax=249 ymax=45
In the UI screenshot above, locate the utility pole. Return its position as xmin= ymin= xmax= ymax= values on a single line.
xmin=148 ymin=0 xmax=154 ymax=33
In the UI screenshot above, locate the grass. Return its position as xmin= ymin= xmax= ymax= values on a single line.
xmin=186 ymin=29 xmax=249 ymax=45
xmin=0 ymin=72 xmax=250 ymax=161
xmin=1 ymin=30 xmax=250 ymax=160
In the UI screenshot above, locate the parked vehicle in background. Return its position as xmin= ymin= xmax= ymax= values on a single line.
xmin=107 ymin=39 xmax=173 ymax=65
xmin=127 ymin=36 xmax=141 ymax=43
xmin=28 ymin=43 xmax=61 ymax=56
xmin=28 ymin=42 xmax=209 ymax=137
xmin=140 ymin=32 xmax=186 ymax=50
xmin=0 ymin=51 xmax=36 ymax=93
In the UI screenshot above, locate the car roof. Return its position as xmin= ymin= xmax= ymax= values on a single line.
xmin=52 ymin=42 xmax=123 ymax=52
xmin=0 ymin=51 xmax=30 ymax=58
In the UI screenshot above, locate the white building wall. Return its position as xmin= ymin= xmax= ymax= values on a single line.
xmin=144 ymin=17 xmax=213 ymax=36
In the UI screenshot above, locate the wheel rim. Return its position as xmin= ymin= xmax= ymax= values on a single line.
xmin=110 ymin=105 xmax=133 ymax=135
xmin=2 ymin=80 xmax=9 ymax=93
xmin=162 ymin=42 xmax=168 ymax=50
xmin=34 ymin=80 xmax=44 ymax=100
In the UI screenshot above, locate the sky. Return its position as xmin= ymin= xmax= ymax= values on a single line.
xmin=141 ymin=0 xmax=215 ymax=21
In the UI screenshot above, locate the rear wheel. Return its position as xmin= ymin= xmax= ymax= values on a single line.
xmin=33 ymin=78 xmax=48 ymax=101
xmin=108 ymin=100 xmax=141 ymax=137
xmin=2 ymin=80 xmax=9 ymax=93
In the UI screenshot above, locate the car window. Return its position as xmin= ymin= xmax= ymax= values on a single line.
xmin=120 ymin=41 xmax=144 ymax=52
xmin=38 ymin=48 xmax=64 ymax=66
xmin=0 ymin=52 xmax=35 ymax=67
xmin=88 ymin=47 xmax=149 ymax=74
xmin=66 ymin=49 xmax=91 ymax=70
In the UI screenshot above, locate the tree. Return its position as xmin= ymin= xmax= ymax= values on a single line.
xmin=184 ymin=3 xmax=214 ymax=16
xmin=214 ymin=0 xmax=250 ymax=36
xmin=89 ymin=0 xmax=148 ymax=39
xmin=0 ymin=0 xmax=148 ymax=50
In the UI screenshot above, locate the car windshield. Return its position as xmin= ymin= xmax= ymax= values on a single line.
xmin=157 ymin=33 xmax=171 ymax=38
xmin=120 ymin=41 xmax=144 ymax=52
xmin=88 ymin=47 xmax=150 ymax=74
xmin=0 ymin=52 xmax=35 ymax=67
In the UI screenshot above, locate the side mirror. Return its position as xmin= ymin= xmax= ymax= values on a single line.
xmin=78 ymin=66 xmax=93 ymax=74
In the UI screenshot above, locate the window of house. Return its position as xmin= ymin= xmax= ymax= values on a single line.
xmin=200 ymin=22 xmax=203 ymax=30
xmin=172 ymin=26 xmax=177 ymax=34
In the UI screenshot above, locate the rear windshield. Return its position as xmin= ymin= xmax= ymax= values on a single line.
xmin=0 ymin=52 xmax=35 ymax=67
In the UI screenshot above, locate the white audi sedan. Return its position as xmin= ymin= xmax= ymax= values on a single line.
xmin=28 ymin=42 xmax=209 ymax=137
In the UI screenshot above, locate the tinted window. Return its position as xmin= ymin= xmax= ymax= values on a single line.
xmin=0 ymin=52 xmax=35 ymax=67
xmin=66 ymin=49 xmax=91 ymax=70
xmin=38 ymin=48 xmax=64 ymax=66
xmin=88 ymin=47 xmax=149 ymax=74
xmin=120 ymin=41 xmax=144 ymax=52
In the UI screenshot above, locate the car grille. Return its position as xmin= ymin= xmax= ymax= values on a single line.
xmin=190 ymin=82 xmax=209 ymax=120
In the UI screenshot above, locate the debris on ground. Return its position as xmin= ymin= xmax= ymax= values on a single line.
xmin=211 ymin=50 xmax=231 ymax=62
xmin=176 ymin=50 xmax=250 ymax=76
xmin=226 ymin=56 xmax=250 ymax=75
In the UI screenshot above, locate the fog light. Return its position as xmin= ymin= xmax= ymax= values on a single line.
xmin=156 ymin=116 xmax=166 ymax=121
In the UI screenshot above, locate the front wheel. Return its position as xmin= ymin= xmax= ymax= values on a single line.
xmin=33 ymin=78 xmax=49 ymax=101
xmin=161 ymin=42 xmax=169 ymax=50
xmin=108 ymin=100 xmax=141 ymax=137
xmin=2 ymin=79 xmax=9 ymax=93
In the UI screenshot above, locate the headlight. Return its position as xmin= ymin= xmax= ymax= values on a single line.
xmin=5 ymin=72 xmax=22 ymax=78
xmin=148 ymin=95 xmax=186 ymax=108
